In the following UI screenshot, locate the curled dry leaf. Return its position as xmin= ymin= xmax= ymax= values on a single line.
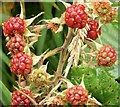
xmin=24 ymin=28 xmax=37 ymax=37
xmin=55 ymin=25 xmax=63 ymax=33
xmin=60 ymin=77 xmax=74 ymax=89
xmin=73 ymin=0 xmax=84 ymax=4
xmin=38 ymin=13 xmax=65 ymax=33
xmin=24 ymin=45 xmax=31 ymax=55
xmin=85 ymin=2 xmax=99 ymax=19
xmin=32 ymin=55 xmax=43 ymax=66
xmin=38 ymin=62 xmax=48 ymax=72
xmin=31 ymin=25 xmax=47 ymax=33
xmin=28 ymin=40 xmax=38 ymax=48
xmin=24 ymin=12 xmax=44 ymax=27
xmin=20 ymin=1 xmax=25 ymax=19
xmin=80 ymin=75 xmax=86 ymax=89
xmin=32 ymin=50 xmax=49 ymax=66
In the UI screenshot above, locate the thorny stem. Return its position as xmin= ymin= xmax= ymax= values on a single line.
xmin=39 ymin=81 xmax=62 ymax=105
xmin=56 ymin=28 xmax=74 ymax=75
xmin=38 ymin=47 xmax=64 ymax=66
xmin=43 ymin=47 xmax=64 ymax=62
xmin=39 ymin=28 xmax=74 ymax=105
xmin=88 ymin=48 xmax=94 ymax=66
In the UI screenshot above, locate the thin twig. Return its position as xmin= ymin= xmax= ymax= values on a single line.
xmin=43 ymin=47 xmax=64 ymax=61
xmin=38 ymin=47 xmax=64 ymax=66
xmin=39 ymin=81 xmax=62 ymax=105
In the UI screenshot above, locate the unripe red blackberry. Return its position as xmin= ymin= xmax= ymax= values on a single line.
xmin=50 ymin=97 xmax=64 ymax=106
xmin=3 ymin=17 xmax=25 ymax=37
xmin=66 ymin=86 xmax=88 ymax=105
xmin=11 ymin=89 xmax=32 ymax=106
xmin=6 ymin=34 xmax=25 ymax=55
xmin=96 ymin=46 xmax=117 ymax=66
xmin=65 ymin=4 xmax=88 ymax=29
xmin=10 ymin=52 xmax=33 ymax=74
xmin=86 ymin=20 xmax=101 ymax=40
xmin=94 ymin=2 xmax=111 ymax=17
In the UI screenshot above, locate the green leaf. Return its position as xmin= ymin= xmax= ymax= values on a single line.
xmin=111 ymin=1 xmax=120 ymax=7
xmin=52 ymin=3 xmax=60 ymax=11
xmin=0 ymin=39 xmax=10 ymax=67
xmin=35 ymin=2 xmax=53 ymax=55
xmin=1 ymin=64 xmax=17 ymax=88
xmin=0 ymin=13 xmax=10 ymax=25
xmin=0 ymin=80 xmax=12 ymax=105
xmin=0 ymin=51 xmax=10 ymax=67
xmin=70 ymin=66 xmax=119 ymax=105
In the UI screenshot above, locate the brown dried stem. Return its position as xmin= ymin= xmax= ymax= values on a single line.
xmin=39 ymin=28 xmax=74 ymax=105
xmin=56 ymin=28 xmax=74 ymax=75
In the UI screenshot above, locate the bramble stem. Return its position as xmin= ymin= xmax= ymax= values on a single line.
xmin=43 ymin=47 xmax=64 ymax=61
xmin=39 ymin=28 xmax=74 ymax=105
xmin=56 ymin=28 xmax=74 ymax=75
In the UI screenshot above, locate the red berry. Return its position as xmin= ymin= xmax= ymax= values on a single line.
xmin=65 ymin=4 xmax=87 ymax=29
xmin=96 ymin=46 xmax=117 ymax=66
xmin=10 ymin=53 xmax=32 ymax=74
xmin=3 ymin=17 xmax=25 ymax=37
xmin=86 ymin=20 xmax=101 ymax=40
xmin=66 ymin=86 xmax=88 ymax=105
xmin=11 ymin=89 xmax=32 ymax=106
xmin=6 ymin=34 xmax=25 ymax=55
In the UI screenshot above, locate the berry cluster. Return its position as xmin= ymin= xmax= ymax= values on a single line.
xmin=96 ymin=46 xmax=116 ymax=66
xmin=86 ymin=20 xmax=101 ymax=40
xmin=66 ymin=86 xmax=88 ymax=105
xmin=10 ymin=52 xmax=32 ymax=74
xmin=65 ymin=4 xmax=101 ymax=41
xmin=6 ymin=34 xmax=25 ymax=55
xmin=65 ymin=4 xmax=88 ymax=29
xmin=3 ymin=17 xmax=25 ymax=37
xmin=11 ymin=89 xmax=32 ymax=106
xmin=4 ymin=17 xmax=26 ymax=55
xmin=3 ymin=17 xmax=33 ymax=75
